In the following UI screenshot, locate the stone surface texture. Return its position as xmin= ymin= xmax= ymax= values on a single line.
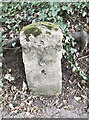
xmin=20 ymin=22 xmax=63 ymax=95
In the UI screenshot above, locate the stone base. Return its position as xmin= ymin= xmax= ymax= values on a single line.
xmin=23 ymin=51 xmax=62 ymax=95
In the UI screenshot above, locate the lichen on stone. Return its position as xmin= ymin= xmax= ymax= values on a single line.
xmin=21 ymin=22 xmax=59 ymax=41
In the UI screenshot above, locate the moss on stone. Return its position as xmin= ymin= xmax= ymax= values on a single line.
xmin=42 ymin=26 xmax=45 ymax=28
xmin=40 ymin=22 xmax=59 ymax=31
xmin=46 ymin=31 xmax=51 ymax=35
xmin=55 ymin=28 xmax=59 ymax=31
xmin=24 ymin=27 xmax=42 ymax=41
xmin=21 ymin=22 xmax=59 ymax=41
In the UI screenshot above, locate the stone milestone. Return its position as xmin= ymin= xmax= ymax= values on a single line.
xmin=20 ymin=22 xmax=63 ymax=95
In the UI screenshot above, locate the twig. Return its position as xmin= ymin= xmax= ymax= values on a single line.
xmin=11 ymin=47 xmax=21 ymax=55
xmin=3 ymin=46 xmax=21 ymax=50
xmin=0 ymin=46 xmax=21 ymax=54
xmin=77 ymin=59 xmax=88 ymax=68
xmin=2 ymin=46 xmax=21 ymax=55
xmin=2 ymin=56 xmax=8 ymax=70
xmin=67 ymin=13 xmax=83 ymax=25
xmin=3 ymin=36 xmax=20 ymax=48
xmin=78 ymin=54 xmax=89 ymax=60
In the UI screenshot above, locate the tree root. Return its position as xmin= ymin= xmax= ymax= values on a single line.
xmin=2 ymin=29 xmax=89 ymax=53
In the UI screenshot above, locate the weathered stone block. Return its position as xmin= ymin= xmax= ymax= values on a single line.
xmin=20 ymin=22 xmax=63 ymax=95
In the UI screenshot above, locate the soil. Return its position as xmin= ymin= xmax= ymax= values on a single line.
xmin=3 ymin=46 xmax=26 ymax=90
xmin=1 ymin=43 xmax=88 ymax=118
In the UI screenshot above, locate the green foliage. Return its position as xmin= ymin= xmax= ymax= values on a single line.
xmin=2 ymin=2 xmax=89 ymax=81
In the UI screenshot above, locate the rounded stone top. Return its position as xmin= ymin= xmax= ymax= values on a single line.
xmin=22 ymin=22 xmax=59 ymax=31
xmin=21 ymin=22 xmax=61 ymax=41
xmin=20 ymin=22 xmax=63 ymax=50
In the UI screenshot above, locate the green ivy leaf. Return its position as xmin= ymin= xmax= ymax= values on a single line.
xmin=70 ymin=48 xmax=77 ymax=53
xmin=82 ymin=11 xmax=87 ymax=17
xmin=62 ymin=6 xmax=67 ymax=11
xmin=0 ymin=81 xmax=3 ymax=87
xmin=86 ymin=58 xmax=89 ymax=62
xmin=0 ymin=63 xmax=2 ymax=67
xmin=65 ymin=36 xmax=70 ymax=43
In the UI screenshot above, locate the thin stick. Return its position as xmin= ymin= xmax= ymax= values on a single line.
xmin=78 ymin=55 xmax=89 ymax=60
xmin=3 ymin=46 xmax=21 ymax=50
xmin=77 ymin=59 xmax=88 ymax=68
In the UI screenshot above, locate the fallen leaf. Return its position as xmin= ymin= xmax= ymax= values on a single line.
xmin=78 ymin=82 xmax=81 ymax=88
xmin=10 ymin=34 xmax=14 ymax=38
xmin=22 ymin=81 xmax=27 ymax=91
xmin=12 ymin=42 xmax=16 ymax=47
xmin=74 ymin=96 xmax=81 ymax=101
xmin=81 ymin=95 xmax=87 ymax=99
xmin=81 ymin=80 xmax=86 ymax=84
xmin=4 ymin=73 xmax=15 ymax=82
xmin=63 ymin=100 xmax=67 ymax=105
xmin=9 ymin=103 xmax=14 ymax=110
xmin=73 ymin=79 xmax=77 ymax=84
xmin=57 ymin=103 xmax=63 ymax=108
xmin=0 ymin=63 xmax=2 ymax=67
xmin=87 ymin=108 xmax=89 ymax=113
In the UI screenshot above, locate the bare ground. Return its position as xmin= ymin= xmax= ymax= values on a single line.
xmin=1 ymin=44 xmax=88 ymax=118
